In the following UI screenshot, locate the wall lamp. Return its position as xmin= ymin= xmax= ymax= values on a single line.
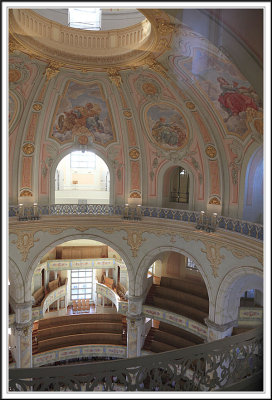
xmin=123 ymin=204 xmax=142 ymax=221
xmin=196 ymin=211 xmax=217 ymax=232
xmin=18 ymin=203 xmax=40 ymax=221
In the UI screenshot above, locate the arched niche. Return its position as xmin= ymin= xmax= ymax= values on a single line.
xmin=24 ymin=233 xmax=133 ymax=302
xmin=158 ymin=163 xmax=195 ymax=210
xmin=49 ymin=148 xmax=114 ymax=205
xmin=242 ymin=146 xmax=263 ymax=223
xmin=134 ymin=246 xmax=212 ymax=305
xmin=214 ymin=266 xmax=263 ymax=325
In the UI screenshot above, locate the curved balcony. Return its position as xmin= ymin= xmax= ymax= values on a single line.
xmin=9 ymin=326 xmax=263 ymax=391
xmin=9 ymin=204 xmax=263 ymax=241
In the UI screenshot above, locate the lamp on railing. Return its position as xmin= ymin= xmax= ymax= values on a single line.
xmin=123 ymin=204 xmax=129 ymax=220
xmin=31 ymin=203 xmax=40 ymax=220
xmin=196 ymin=211 xmax=217 ymax=232
xmin=18 ymin=204 xmax=27 ymax=221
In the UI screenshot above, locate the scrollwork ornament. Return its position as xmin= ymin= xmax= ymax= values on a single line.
xmin=157 ymin=20 xmax=175 ymax=34
xmin=145 ymin=58 xmax=168 ymax=79
xmin=107 ymin=68 xmax=122 ymax=87
xmin=201 ymin=242 xmax=224 ymax=278
xmin=12 ymin=232 xmax=40 ymax=262
xmin=44 ymin=62 xmax=62 ymax=81
xmin=123 ymin=230 xmax=146 ymax=257
xmin=14 ymin=321 xmax=33 ymax=338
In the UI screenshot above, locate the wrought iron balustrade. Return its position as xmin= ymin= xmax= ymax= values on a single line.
xmin=9 ymin=327 xmax=262 ymax=392
xmin=8 ymin=204 xmax=263 ymax=241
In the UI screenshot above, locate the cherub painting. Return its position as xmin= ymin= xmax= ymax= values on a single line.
xmin=146 ymin=104 xmax=188 ymax=150
xmin=51 ymin=81 xmax=115 ymax=145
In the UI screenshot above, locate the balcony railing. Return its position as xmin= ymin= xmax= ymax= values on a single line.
xmin=9 ymin=327 xmax=262 ymax=391
xmin=9 ymin=204 xmax=263 ymax=241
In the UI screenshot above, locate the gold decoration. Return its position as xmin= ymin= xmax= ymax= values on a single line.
xmin=201 ymin=242 xmax=225 ymax=278
xmin=123 ymin=230 xmax=146 ymax=257
xmin=9 ymin=69 xmax=21 ymax=82
xmin=205 ymin=145 xmax=217 ymax=159
xmin=107 ymin=68 xmax=122 ymax=87
xmin=186 ymin=102 xmax=195 ymax=110
xmin=209 ymin=197 xmax=221 ymax=205
xmin=123 ymin=110 xmax=132 ymax=118
xmin=157 ymin=38 xmax=171 ymax=49
xmin=32 ymin=103 xmax=42 ymax=111
xmin=129 ymin=149 xmax=140 ymax=160
xmin=22 ymin=143 xmax=35 ymax=155
xmin=130 ymin=192 xmax=141 ymax=198
xmin=145 ymin=58 xmax=168 ymax=79
xmin=20 ymin=190 xmax=33 ymax=197
xmin=142 ymin=82 xmax=158 ymax=95
xmin=254 ymin=119 xmax=263 ymax=135
xmin=157 ymin=20 xmax=175 ymax=34
xmin=12 ymin=232 xmax=40 ymax=262
xmin=78 ymin=135 xmax=89 ymax=145
xmin=44 ymin=62 xmax=62 ymax=81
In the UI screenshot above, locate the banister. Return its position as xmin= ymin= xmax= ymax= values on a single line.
xmin=9 ymin=326 xmax=262 ymax=391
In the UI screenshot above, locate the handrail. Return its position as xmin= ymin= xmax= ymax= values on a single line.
xmin=9 ymin=204 xmax=263 ymax=241
xmin=9 ymin=327 xmax=262 ymax=391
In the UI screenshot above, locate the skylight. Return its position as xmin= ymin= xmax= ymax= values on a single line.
xmin=68 ymin=8 xmax=101 ymax=30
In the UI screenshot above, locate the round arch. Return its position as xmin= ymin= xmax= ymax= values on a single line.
xmin=213 ymin=266 xmax=263 ymax=325
xmin=134 ymin=245 xmax=213 ymax=304
xmin=9 ymin=258 xmax=25 ymax=304
xmin=157 ymin=161 xmax=196 ymax=210
xmin=49 ymin=147 xmax=115 ymax=205
xmin=24 ymin=233 xmax=134 ymax=302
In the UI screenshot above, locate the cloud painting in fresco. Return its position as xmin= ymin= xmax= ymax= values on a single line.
xmin=51 ymin=81 xmax=115 ymax=145
xmin=179 ymin=47 xmax=263 ymax=137
xmin=146 ymin=104 xmax=188 ymax=150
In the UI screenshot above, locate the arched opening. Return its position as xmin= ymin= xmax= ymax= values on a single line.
xmin=161 ymin=165 xmax=193 ymax=210
xmin=242 ymin=147 xmax=263 ymax=223
xmin=54 ymin=151 xmax=110 ymax=204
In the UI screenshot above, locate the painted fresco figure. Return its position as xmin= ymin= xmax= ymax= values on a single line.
xmin=217 ymin=77 xmax=259 ymax=122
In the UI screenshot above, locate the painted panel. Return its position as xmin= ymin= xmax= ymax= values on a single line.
xmin=21 ymin=156 xmax=32 ymax=188
xmin=130 ymin=161 xmax=140 ymax=191
xmin=50 ymin=81 xmax=116 ymax=146
xmin=208 ymin=160 xmax=220 ymax=195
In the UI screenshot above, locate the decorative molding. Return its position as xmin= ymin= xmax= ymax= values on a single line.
xmin=157 ymin=20 xmax=175 ymax=34
xmin=145 ymin=58 xmax=168 ymax=79
xmin=19 ymin=189 xmax=33 ymax=197
xmin=130 ymin=191 xmax=141 ymax=199
xmin=201 ymin=242 xmax=225 ymax=278
xmin=107 ymin=68 xmax=122 ymax=87
xmin=22 ymin=143 xmax=35 ymax=155
xmin=123 ymin=110 xmax=132 ymax=118
xmin=205 ymin=145 xmax=217 ymax=159
xmin=44 ymin=62 xmax=62 ymax=81
xmin=123 ymin=230 xmax=146 ymax=257
xmin=204 ymin=318 xmax=238 ymax=331
xmin=32 ymin=103 xmax=43 ymax=111
xmin=208 ymin=197 xmax=221 ymax=205
xmin=129 ymin=148 xmax=140 ymax=160
xmin=12 ymin=232 xmax=40 ymax=262
xmin=185 ymin=101 xmax=196 ymax=110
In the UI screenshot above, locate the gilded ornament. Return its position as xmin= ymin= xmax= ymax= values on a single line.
xmin=186 ymin=102 xmax=195 ymax=110
xmin=33 ymin=103 xmax=42 ymax=111
xmin=145 ymin=58 xmax=168 ymax=79
xmin=78 ymin=135 xmax=89 ymax=145
xmin=107 ymin=68 xmax=122 ymax=87
xmin=20 ymin=189 xmax=33 ymax=197
xmin=142 ymin=82 xmax=158 ymax=95
xmin=157 ymin=20 xmax=175 ymax=34
xmin=123 ymin=110 xmax=132 ymax=118
xmin=123 ymin=230 xmax=146 ymax=257
xmin=129 ymin=149 xmax=140 ymax=160
xmin=201 ymin=242 xmax=224 ymax=278
xmin=12 ymin=232 xmax=39 ymax=262
xmin=208 ymin=197 xmax=221 ymax=205
xmin=157 ymin=39 xmax=171 ymax=49
xmin=22 ymin=143 xmax=35 ymax=155
xmin=205 ymin=145 xmax=217 ymax=159
xmin=9 ymin=69 xmax=21 ymax=82
xmin=254 ymin=119 xmax=263 ymax=135
xmin=130 ymin=192 xmax=141 ymax=198
xmin=44 ymin=62 xmax=62 ymax=81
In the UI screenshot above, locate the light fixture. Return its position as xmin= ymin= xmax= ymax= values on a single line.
xmin=196 ymin=211 xmax=217 ymax=232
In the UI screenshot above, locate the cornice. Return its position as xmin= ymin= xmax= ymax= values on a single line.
xmin=9 ymin=9 xmax=173 ymax=72
xmin=9 ymin=215 xmax=263 ymax=264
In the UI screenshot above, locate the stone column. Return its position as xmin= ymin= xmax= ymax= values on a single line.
xmin=12 ymin=301 xmax=33 ymax=368
xmin=205 ymin=318 xmax=238 ymax=341
xmin=126 ymin=295 xmax=145 ymax=358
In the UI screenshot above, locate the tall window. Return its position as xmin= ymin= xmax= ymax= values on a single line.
xmin=170 ymin=167 xmax=189 ymax=203
xmin=70 ymin=151 xmax=96 ymax=169
xmin=186 ymin=257 xmax=198 ymax=272
xmin=69 ymin=8 xmax=101 ymax=30
xmin=71 ymin=269 xmax=93 ymax=300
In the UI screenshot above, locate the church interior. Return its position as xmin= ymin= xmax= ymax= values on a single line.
xmin=4 ymin=2 xmax=270 ymax=395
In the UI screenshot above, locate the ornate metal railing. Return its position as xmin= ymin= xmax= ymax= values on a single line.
xmin=9 ymin=204 xmax=263 ymax=241
xmin=9 ymin=327 xmax=262 ymax=392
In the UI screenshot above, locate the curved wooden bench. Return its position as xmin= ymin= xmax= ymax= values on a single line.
xmin=38 ymin=313 xmax=123 ymax=329
xmin=37 ymin=322 xmax=123 ymax=341
xmin=160 ymin=277 xmax=208 ymax=299
xmin=153 ymin=286 xmax=209 ymax=313
xmin=153 ymin=330 xmax=196 ymax=349
xmin=37 ymin=332 xmax=123 ymax=353
xmin=159 ymin=322 xmax=204 ymax=345
xmin=151 ymin=296 xmax=208 ymax=324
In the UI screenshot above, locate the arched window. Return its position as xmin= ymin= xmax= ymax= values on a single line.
xmin=170 ymin=167 xmax=189 ymax=204
xmin=55 ymin=151 xmax=110 ymax=204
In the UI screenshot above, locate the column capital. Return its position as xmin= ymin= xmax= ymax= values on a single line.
xmin=126 ymin=313 xmax=145 ymax=327
xmin=204 ymin=318 xmax=238 ymax=332
xmin=13 ymin=321 xmax=33 ymax=337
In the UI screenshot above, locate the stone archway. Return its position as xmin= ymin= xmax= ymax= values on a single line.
xmin=213 ymin=266 xmax=263 ymax=325
xmin=9 ymin=258 xmax=25 ymax=304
